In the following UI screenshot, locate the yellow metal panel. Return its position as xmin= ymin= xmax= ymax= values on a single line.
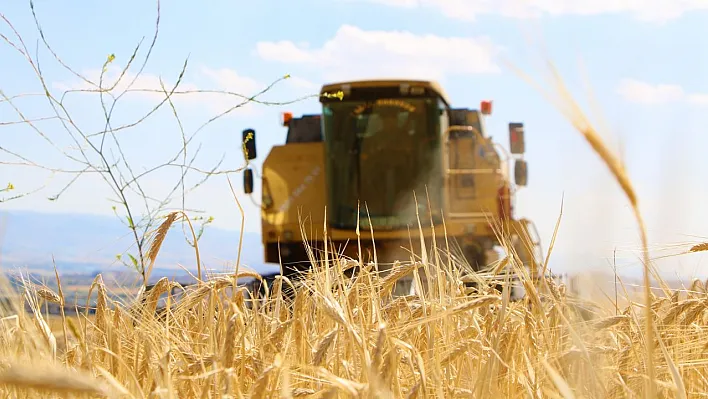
xmin=261 ymin=143 xmax=326 ymax=242
xmin=259 ymin=140 xmax=486 ymax=243
xmin=444 ymin=133 xmax=503 ymax=219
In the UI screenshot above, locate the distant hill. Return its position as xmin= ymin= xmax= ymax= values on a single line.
xmin=0 ymin=210 xmax=278 ymax=278
xmin=0 ymin=211 xmax=695 ymax=296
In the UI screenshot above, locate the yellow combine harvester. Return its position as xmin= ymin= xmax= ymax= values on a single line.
xmin=241 ymin=79 xmax=543 ymax=297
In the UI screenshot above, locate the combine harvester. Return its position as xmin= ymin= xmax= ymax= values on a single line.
xmin=240 ymin=79 xmax=546 ymax=299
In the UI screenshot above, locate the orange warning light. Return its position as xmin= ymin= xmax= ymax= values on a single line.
xmin=281 ymin=112 xmax=293 ymax=126
xmin=480 ymin=100 xmax=492 ymax=115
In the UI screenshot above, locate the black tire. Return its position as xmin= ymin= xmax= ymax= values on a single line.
xmin=462 ymin=243 xmax=507 ymax=296
xmin=462 ymin=243 xmax=485 ymax=294
xmin=463 ymin=243 xmax=486 ymax=272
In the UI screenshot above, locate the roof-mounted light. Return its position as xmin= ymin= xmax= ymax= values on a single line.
xmin=399 ymin=83 xmax=410 ymax=95
xmin=281 ymin=112 xmax=293 ymax=127
xmin=481 ymin=100 xmax=492 ymax=115
xmin=410 ymin=86 xmax=425 ymax=95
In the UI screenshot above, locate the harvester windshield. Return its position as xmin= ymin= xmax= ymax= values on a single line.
xmin=322 ymin=97 xmax=444 ymax=230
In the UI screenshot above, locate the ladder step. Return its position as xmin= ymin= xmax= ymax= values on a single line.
xmin=448 ymin=212 xmax=492 ymax=218
xmin=446 ymin=168 xmax=500 ymax=175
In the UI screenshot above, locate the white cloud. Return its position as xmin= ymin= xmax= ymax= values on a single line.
xmin=616 ymin=79 xmax=684 ymax=104
xmin=616 ymin=78 xmax=708 ymax=106
xmin=351 ymin=0 xmax=708 ymax=22
xmin=255 ymin=25 xmax=501 ymax=82
xmin=687 ymin=93 xmax=708 ymax=106
xmin=282 ymin=76 xmax=319 ymax=91
xmin=198 ymin=67 xmax=262 ymax=94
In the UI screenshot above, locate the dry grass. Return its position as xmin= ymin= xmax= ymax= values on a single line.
xmin=0 ymin=29 xmax=704 ymax=399
xmin=0 ymin=231 xmax=705 ymax=398
xmin=506 ymin=50 xmax=690 ymax=397
xmin=1 ymin=93 xmax=705 ymax=397
xmin=689 ymin=243 xmax=708 ymax=253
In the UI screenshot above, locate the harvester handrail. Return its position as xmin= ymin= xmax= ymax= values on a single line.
xmin=444 ymin=125 xmax=485 ymax=141
xmin=445 ymin=168 xmax=501 ymax=175
xmin=443 ymin=125 xmax=500 ymax=178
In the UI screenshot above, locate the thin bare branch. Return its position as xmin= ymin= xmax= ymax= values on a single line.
xmin=0 ymin=0 xmax=310 ymax=283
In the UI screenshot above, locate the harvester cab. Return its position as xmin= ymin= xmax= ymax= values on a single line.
xmin=240 ymin=79 xmax=543 ymax=298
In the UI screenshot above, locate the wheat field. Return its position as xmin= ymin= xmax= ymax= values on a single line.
xmin=0 ymin=226 xmax=706 ymax=398
xmin=1 ymin=84 xmax=707 ymax=397
xmin=1 ymin=10 xmax=706 ymax=396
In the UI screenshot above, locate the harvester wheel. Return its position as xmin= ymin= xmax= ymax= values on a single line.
xmin=463 ymin=243 xmax=486 ymax=272
xmin=462 ymin=243 xmax=507 ymax=297
xmin=462 ymin=243 xmax=486 ymax=294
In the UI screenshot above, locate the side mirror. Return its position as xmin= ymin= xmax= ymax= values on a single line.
xmin=514 ymin=159 xmax=528 ymax=187
xmin=242 ymin=128 xmax=257 ymax=161
xmin=509 ymin=122 xmax=525 ymax=154
xmin=243 ymin=168 xmax=254 ymax=194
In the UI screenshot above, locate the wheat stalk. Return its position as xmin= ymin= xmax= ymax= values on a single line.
xmin=0 ymin=361 xmax=112 ymax=396
xmin=689 ymin=242 xmax=708 ymax=253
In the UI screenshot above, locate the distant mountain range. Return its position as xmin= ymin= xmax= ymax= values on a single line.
xmin=0 ymin=210 xmax=694 ymax=298
xmin=0 ymin=210 xmax=278 ymax=279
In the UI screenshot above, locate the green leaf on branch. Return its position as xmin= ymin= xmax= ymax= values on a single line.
xmin=127 ymin=253 xmax=139 ymax=271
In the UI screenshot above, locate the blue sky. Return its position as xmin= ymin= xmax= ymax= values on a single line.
xmin=2 ymin=0 xmax=707 ymax=280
